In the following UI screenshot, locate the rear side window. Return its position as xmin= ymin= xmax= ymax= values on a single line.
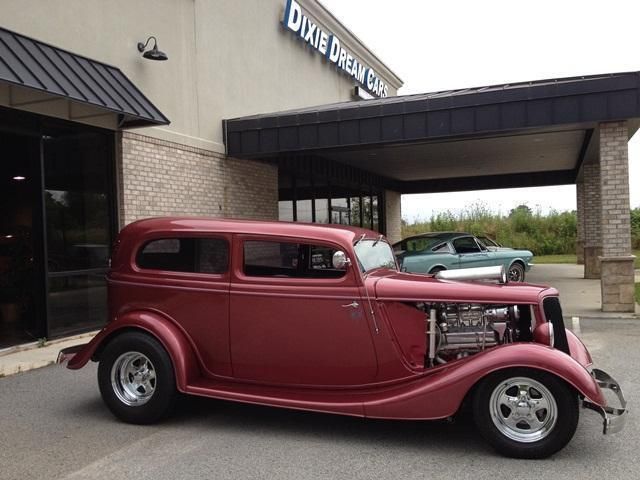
xmin=136 ymin=237 xmax=228 ymax=274
xmin=243 ymin=240 xmax=345 ymax=278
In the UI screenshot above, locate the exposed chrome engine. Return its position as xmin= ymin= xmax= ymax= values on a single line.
xmin=434 ymin=265 xmax=507 ymax=284
xmin=420 ymin=302 xmax=527 ymax=365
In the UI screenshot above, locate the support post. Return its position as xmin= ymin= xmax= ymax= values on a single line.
xmin=576 ymin=177 xmax=585 ymax=265
xmin=598 ymin=122 xmax=636 ymax=312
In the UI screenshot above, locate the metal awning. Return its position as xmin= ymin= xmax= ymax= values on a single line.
xmin=224 ymin=72 xmax=640 ymax=193
xmin=0 ymin=26 xmax=169 ymax=128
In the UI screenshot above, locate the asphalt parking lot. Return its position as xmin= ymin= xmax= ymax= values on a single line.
xmin=0 ymin=317 xmax=637 ymax=480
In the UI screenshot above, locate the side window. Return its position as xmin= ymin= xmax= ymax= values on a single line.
xmin=432 ymin=242 xmax=452 ymax=253
xmin=243 ymin=240 xmax=345 ymax=278
xmin=452 ymin=237 xmax=481 ymax=254
xmin=309 ymin=245 xmax=341 ymax=271
xmin=243 ymin=241 xmax=298 ymax=275
xmin=137 ymin=237 xmax=228 ymax=274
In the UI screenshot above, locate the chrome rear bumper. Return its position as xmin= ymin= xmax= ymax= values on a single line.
xmin=583 ymin=368 xmax=628 ymax=434
xmin=56 ymin=344 xmax=87 ymax=366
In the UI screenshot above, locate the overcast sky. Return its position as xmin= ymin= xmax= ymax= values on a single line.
xmin=320 ymin=0 xmax=640 ymax=222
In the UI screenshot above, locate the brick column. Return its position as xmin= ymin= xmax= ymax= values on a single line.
xmin=575 ymin=178 xmax=585 ymax=265
xmin=583 ymin=159 xmax=602 ymax=278
xmin=598 ymin=121 xmax=636 ymax=312
xmin=384 ymin=190 xmax=402 ymax=244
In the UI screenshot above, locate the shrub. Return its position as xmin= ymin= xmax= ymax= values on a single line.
xmin=401 ymin=202 xmax=580 ymax=255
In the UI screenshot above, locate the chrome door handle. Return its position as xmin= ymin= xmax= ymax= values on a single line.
xmin=341 ymin=301 xmax=359 ymax=308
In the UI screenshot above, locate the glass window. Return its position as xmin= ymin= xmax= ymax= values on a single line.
xmin=43 ymin=130 xmax=114 ymax=337
xmin=432 ymin=242 xmax=453 ymax=253
xmin=349 ymin=196 xmax=362 ymax=227
xmin=354 ymin=239 xmax=397 ymax=273
xmin=244 ymin=240 xmax=344 ymax=278
xmin=372 ymin=195 xmax=379 ymax=232
xmin=362 ymin=196 xmax=372 ymax=229
xmin=314 ymin=199 xmax=329 ymax=223
xmin=278 ymin=201 xmax=293 ymax=221
xmin=137 ymin=238 xmax=228 ymax=274
xmin=452 ymin=236 xmax=481 ymax=254
xmin=331 ymin=198 xmax=349 ymax=225
xmin=296 ymin=199 xmax=313 ymax=222
xmin=406 ymin=238 xmax=432 ymax=252
xmin=309 ymin=245 xmax=336 ymax=270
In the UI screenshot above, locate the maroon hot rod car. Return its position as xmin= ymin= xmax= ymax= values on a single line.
xmin=59 ymin=218 xmax=626 ymax=458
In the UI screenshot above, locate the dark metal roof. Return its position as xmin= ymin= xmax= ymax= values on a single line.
xmin=224 ymin=71 xmax=640 ymax=157
xmin=0 ymin=26 xmax=169 ymax=128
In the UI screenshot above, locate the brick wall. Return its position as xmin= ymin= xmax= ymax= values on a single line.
xmin=119 ymin=132 xmax=278 ymax=226
xmin=575 ymin=178 xmax=585 ymax=264
xmin=224 ymin=156 xmax=279 ymax=220
xmin=599 ymin=122 xmax=632 ymax=257
xmin=384 ymin=190 xmax=402 ymax=244
xmin=583 ymin=160 xmax=601 ymax=249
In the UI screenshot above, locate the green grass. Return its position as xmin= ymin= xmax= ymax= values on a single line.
xmin=535 ymin=251 xmax=640 ymax=268
xmin=635 ymin=283 xmax=640 ymax=304
xmin=534 ymin=254 xmax=578 ymax=264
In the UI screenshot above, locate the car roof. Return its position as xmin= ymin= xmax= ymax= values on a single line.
xmin=120 ymin=217 xmax=381 ymax=246
xmin=395 ymin=232 xmax=471 ymax=245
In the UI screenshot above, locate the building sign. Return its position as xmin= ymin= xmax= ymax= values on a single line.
xmin=282 ymin=0 xmax=389 ymax=98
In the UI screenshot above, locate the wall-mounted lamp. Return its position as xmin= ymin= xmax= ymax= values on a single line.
xmin=12 ymin=175 xmax=26 ymax=181
xmin=137 ymin=36 xmax=168 ymax=61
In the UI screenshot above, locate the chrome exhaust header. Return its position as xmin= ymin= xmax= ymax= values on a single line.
xmin=435 ymin=265 xmax=508 ymax=284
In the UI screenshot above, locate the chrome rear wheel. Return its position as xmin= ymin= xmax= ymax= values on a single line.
xmin=111 ymin=352 xmax=157 ymax=406
xmin=508 ymin=263 xmax=525 ymax=282
xmin=98 ymin=332 xmax=177 ymax=424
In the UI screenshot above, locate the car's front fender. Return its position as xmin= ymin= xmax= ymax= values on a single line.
xmin=363 ymin=343 xmax=605 ymax=420
xmin=66 ymin=310 xmax=200 ymax=392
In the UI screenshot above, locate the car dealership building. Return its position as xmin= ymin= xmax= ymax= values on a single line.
xmin=0 ymin=0 xmax=637 ymax=348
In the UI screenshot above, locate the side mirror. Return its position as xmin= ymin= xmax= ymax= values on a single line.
xmin=332 ymin=250 xmax=352 ymax=270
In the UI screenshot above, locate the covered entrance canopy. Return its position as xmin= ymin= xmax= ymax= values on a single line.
xmin=224 ymin=71 xmax=640 ymax=313
xmin=0 ymin=26 xmax=169 ymax=129
xmin=225 ymin=71 xmax=640 ymax=192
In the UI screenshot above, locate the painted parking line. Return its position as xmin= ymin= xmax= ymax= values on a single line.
xmin=571 ymin=316 xmax=582 ymax=336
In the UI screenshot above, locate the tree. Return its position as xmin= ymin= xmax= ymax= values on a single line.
xmin=509 ymin=204 xmax=532 ymax=217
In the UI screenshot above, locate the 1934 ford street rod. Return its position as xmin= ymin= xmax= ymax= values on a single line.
xmin=58 ymin=218 xmax=627 ymax=459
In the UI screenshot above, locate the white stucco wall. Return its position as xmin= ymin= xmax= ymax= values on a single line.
xmin=0 ymin=0 xmax=402 ymax=152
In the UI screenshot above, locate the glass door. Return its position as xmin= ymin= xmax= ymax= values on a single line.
xmin=43 ymin=129 xmax=114 ymax=337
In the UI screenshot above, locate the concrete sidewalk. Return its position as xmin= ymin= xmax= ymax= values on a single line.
xmin=527 ymin=263 xmax=639 ymax=318
xmin=0 ymin=331 xmax=97 ymax=377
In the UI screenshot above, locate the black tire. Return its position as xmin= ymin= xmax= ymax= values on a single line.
xmin=98 ymin=331 xmax=177 ymax=424
xmin=508 ymin=262 xmax=525 ymax=282
xmin=429 ymin=266 xmax=445 ymax=275
xmin=472 ymin=368 xmax=579 ymax=459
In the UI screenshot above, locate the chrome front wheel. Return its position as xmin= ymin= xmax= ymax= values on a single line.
xmin=473 ymin=369 xmax=578 ymax=458
xmin=489 ymin=377 xmax=557 ymax=443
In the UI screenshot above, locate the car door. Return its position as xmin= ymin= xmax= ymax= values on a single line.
xmin=229 ymin=235 xmax=378 ymax=386
xmin=132 ymin=234 xmax=232 ymax=377
xmin=452 ymin=236 xmax=491 ymax=269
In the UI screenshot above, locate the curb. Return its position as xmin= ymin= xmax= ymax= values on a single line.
xmin=0 ymin=330 xmax=98 ymax=378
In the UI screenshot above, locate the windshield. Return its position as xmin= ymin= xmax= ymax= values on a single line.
xmin=354 ymin=239 xmax=398 ymax=273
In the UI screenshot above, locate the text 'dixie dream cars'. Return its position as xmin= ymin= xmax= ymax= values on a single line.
xmin=393 ymin=232 xmax=534 ymax=282
xmin=58 ymin=218 xmax=626 ymax=459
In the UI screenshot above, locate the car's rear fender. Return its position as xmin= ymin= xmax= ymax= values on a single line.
xmin=363 ymin=343 xmax=605 ymax=420
xmin=67 ymin=310 xmax=200 ymax=392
